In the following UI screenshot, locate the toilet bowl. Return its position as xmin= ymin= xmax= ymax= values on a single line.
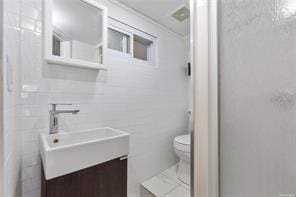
xmin=174 ymin=134 xmax=190 ymax=185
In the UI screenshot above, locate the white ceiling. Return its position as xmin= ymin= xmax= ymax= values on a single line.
xmin=117 ymin=0 xmax=190 ymax=37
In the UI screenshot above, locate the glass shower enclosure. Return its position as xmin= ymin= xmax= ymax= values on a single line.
xmin=219 ymin=0 xmax=296 ymax=197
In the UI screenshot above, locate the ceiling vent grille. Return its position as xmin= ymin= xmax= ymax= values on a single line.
xmin=171 ymin=6 xmax=190 ymax=22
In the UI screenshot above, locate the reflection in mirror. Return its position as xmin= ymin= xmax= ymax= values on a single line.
xmin=52 ymin=0 xmax=103 ymax=64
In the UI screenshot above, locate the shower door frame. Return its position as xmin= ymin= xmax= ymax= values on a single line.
xmin=0 ymin=0 xmax=4 ymax=195
xmin=191 ymin=0 xmax=219 ymax=197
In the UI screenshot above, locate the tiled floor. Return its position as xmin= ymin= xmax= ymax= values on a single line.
xmin=141 ymin=165 xmax=190 ymax=197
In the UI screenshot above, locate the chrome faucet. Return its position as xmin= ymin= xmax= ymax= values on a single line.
xmin=49 ymin=103 xmax=79 ymax=134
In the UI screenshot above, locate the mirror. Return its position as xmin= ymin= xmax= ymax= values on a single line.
xmin=44 ymin=0 xmax=107 ymax=70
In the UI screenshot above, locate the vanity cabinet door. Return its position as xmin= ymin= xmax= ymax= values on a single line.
xmin=42 ymin=158 xmax=127 ymax=197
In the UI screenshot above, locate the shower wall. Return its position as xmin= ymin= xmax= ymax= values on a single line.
xmin=2 ymin=0 xmax=22 ymax=196
xmin=219 ymin=0 xmax=296 ymax=197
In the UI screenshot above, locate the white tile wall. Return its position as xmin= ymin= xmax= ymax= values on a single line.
xmin=3 ymin=0 xmax=22 ymax=196
xmin=3 ymin=0 xmax=189 ymax=196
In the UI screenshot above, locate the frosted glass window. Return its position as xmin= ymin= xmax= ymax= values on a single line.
xmin=108 ymin=28 xmax=130 ymax=53
xmin=133 ymin=35 xmax=153 ymax=61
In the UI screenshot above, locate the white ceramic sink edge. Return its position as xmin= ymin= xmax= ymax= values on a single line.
xmin=40 ymin=127 xmax=129 ymax=180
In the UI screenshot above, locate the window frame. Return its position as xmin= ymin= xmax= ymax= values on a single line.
xmin=107 ymin=25 xmax=134 ymax=59
xmin=107 ymin=18 xmax=157 ymax=67
xmin=132 ymin=32 xmax=156 ymax=66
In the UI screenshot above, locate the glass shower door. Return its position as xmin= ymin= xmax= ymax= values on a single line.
xmin=219 ymin=0 xmax=296 ymax=197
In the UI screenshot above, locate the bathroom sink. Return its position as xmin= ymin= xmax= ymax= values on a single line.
xmin=40 ymin=127 xmax=129 ymax=180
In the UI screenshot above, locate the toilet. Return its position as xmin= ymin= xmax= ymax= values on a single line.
xmin=174 ymin=134 xmax=191 ymax=185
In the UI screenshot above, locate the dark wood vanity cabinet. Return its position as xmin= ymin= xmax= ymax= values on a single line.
xmin=42 ymin=158 xmax=127 ymax=197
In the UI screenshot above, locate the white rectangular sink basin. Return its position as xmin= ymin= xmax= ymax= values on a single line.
xmin=40 ymin=127 xmax=129 ymax=180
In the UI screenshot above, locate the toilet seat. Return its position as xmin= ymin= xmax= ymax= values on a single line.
xmin=174 ymin=135 xmax=190 ymax=153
